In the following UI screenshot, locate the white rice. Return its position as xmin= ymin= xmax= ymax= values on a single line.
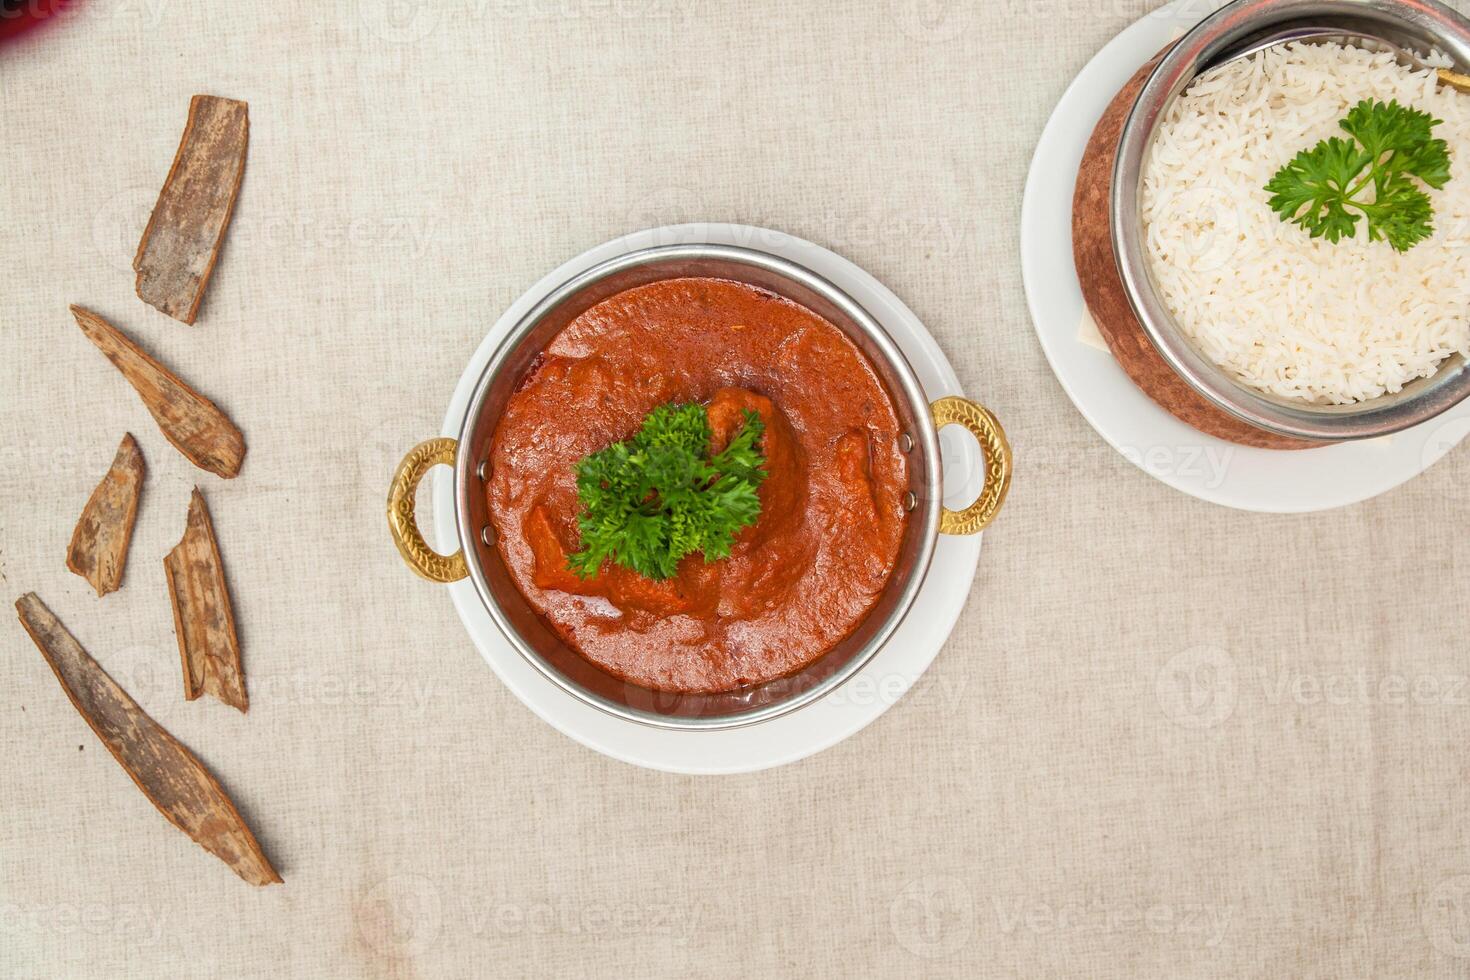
xmin=1141 ymin=42 xmax=1470 ymax=405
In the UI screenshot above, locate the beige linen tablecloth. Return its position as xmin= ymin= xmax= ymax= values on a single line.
xmin=4 ymin=1 xmax=1470 ymax=976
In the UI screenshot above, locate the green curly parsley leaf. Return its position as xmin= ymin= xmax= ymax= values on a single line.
xmin=567 ymin=403 xmax=767 ymax=581
xmin=1264 ymin=98 xmax=1450 ymax=252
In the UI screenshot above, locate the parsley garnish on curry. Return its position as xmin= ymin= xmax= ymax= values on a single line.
xmin=567 ymin=402 xmax=768 ymax=582
xmin=485 ymin=277 xmax=909 ymax=695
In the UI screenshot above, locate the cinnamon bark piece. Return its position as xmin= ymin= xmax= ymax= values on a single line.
xmin=164 ymin=489 xmax=247 ymax=712
xmin=70 ymin=305 xmax=245 ymax=478
xmin=66 ymin=433 xmax=146 ymax=596
xmin=14 ymin=593 xmax=280 ymax=886
xmin=133 ymin=95 xmax=248 ymax=324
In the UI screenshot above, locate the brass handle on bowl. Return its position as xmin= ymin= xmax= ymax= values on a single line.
xmin=387 ymin=438 xmax=468 ymax=583
xmin=930 ymin=396 xmax=1012 ymax=536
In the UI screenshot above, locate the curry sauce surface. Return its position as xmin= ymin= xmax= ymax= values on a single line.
xmin=487 ymin=277 xmax=908 ymax=694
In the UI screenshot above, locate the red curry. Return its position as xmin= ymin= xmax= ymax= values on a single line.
xmin=486 ymin=277 xmax=908 ymax=694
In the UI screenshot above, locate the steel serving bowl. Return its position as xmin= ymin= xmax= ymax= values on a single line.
xmin=386 ymin=244 xmax=1012 ymax=730
xmin=1112 ymin=0 xmax=1470 ymax=441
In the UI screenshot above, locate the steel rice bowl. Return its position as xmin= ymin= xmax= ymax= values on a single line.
xmin=1112 ymin=0 xmax=1470 ymax=441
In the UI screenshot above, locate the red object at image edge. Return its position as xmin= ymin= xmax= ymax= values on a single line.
xmin=0 ymin=0 xmax=73 ymax=44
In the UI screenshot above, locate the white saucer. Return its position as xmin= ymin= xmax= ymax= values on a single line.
xmin=432 ymin=224 xmax=988 ymax=774
xmin=1020 ymin=0 xmax=1470 ymax=513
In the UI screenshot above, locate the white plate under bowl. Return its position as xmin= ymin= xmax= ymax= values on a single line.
xmin=1021 ymin=0 xmax=1470 ymax=513
xmin=432 ymin=223 xmax=988 ymax=774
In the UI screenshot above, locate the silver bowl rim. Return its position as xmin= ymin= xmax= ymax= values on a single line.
xmin=451 ymin=242 xmax=945 ymax=731
xmin=1112 ymin=0 xmax=1470 ymax=441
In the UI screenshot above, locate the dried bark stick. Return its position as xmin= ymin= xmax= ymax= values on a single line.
xmin=70 ymin=305 xmax=245 ymax=478
xmin=134 ymin=95 xmax=248 ymax=324
xmin=66 ymin=433 xmax=146 ymax=596
xmin=165 ymin=489 xmax=247 ymax=712
xmin=15 ymin=593 xmax=280 ymax=886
